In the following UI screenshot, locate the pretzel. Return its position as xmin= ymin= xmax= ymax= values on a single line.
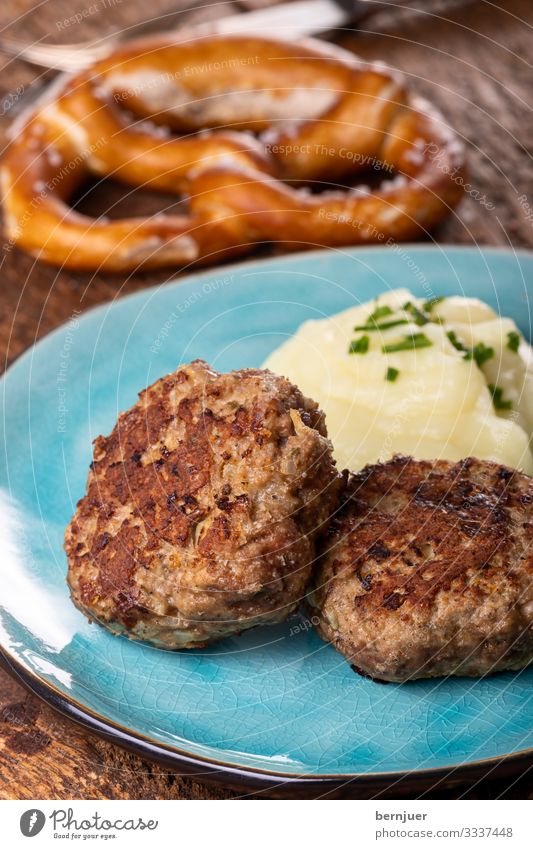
xmin=1 ymin=35 xmax=466 ymax=272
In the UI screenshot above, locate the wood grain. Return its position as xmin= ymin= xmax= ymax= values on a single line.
xmin=0 ymin=0 xmax=532 ymax=800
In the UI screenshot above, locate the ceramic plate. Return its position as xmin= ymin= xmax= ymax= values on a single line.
xmin=1 ymin=246 xmax=532 ymax=795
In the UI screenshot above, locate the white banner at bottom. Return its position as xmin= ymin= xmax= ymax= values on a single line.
xmin=1 ymin=799 xmax=530 ymax=848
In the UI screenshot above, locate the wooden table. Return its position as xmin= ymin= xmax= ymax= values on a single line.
xmin=0 ymin=0 xmax=532 ymax=800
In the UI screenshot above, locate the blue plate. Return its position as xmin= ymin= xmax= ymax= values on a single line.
xmin=1 ymin=246 xmax=532 ymax=794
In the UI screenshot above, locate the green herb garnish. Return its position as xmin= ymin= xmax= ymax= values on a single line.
xmin=382 ymin=333 xmax=433 ymax=353
xmin=368 ymin=304 xmax=394 ymax=323
xmin=465 ymin=341 xmax=495 ymax=368
xmin=403 ymin=301 xmax=430 ymax=326
xmin=385 ymin=367 xmax=400 ymax=382
xmin=423 ymin=296 xmax=446 ymax=311
xmin=507 ymin=331 xmax=521 ymax=353
xmin=447 ymin=332 xmax=495 ymax=368
xmin=488 ymin=384 xmax=513 ymax=411
xmin=348 ymin=335 xmax=370 ymax=354
xmin=447 ymin=330 xmax=469 ymax=353
xmin=354 ymin=319 xmax=409 ymax=332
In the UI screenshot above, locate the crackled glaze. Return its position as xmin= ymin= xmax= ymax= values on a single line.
xmin=1 ymin=247 xmax=532 ymax=778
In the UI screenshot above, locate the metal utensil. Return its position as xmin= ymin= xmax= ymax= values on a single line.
xmin=0 ymin=1 xmax=385 ymax=72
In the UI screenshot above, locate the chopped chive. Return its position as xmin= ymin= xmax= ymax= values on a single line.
xmin=385 ymin=366 xmax=400 ymax=382
xmin=464 ymin=341 xmax=495 ymax=368
xmin=348 ymin=335 xmax=370 ymax=354
xmin=368 ymin=304 xmax=394 ymax=323
xmin=447 ymin=332 xmax=495 ymax=368
xmin=382 ymin=333 xmax=433 ymax=353
xmin=488 ymin=384 xmax=513 ymax=411
xmin=507 ymin=330 xmax=521 ymax=353
xmin=423 ymin=295 xmax=446 ymax=311
xmin=354 ymin=319 xmax=409 ymax=332
xmin=403 ymin=301 xmax=429 ymax=326
xmin=447 ymin=330 xmax=469 ymax=353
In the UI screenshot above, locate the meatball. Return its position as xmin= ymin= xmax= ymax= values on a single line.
xmin=65 ymin=360 xmax=339 ymax=648
xmin=309 ymin=456 xmax=533 ymax=682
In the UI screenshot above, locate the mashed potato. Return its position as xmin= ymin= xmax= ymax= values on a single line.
xmin=264 ymin=289 xmax=533 ymax=474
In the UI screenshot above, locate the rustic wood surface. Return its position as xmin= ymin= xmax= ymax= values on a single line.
xmin=0 ymin=0 xmax=532 ymax=800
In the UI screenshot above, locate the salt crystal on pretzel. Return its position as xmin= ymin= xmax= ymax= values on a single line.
xmin=1 ymin=34 xmax=466 ymax=273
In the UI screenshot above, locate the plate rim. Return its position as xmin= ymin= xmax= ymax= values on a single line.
xmin=3 ymin=244 xmax=533 ymax=378
xmin=2 ymin=651 xmax=533 ymax=792
xmin=2 ymin=244 xmax=533 ymax=791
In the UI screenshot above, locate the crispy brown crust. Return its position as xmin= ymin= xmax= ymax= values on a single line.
xmin=65 ymin=360 xmax=340 ymax=647
xmin=1 ymin=35 xmax=465 ymax=272
xmin=309 ymin=456 xmax=533 ymax=681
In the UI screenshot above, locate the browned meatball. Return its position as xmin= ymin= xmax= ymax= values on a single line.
xmin=309 ymin=456 xmax=533 ymax=682
xmin=65 ymin=360 xmax=339 ymax=648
